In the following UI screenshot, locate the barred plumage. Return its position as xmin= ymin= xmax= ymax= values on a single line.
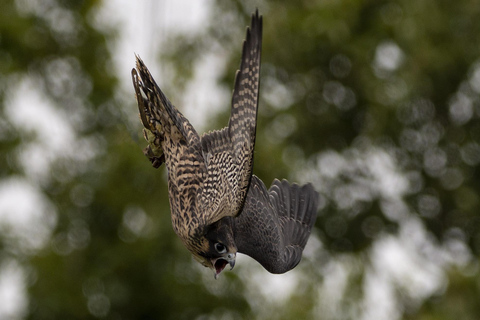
xmin=132 ymin=10 xmax=319 ymax=277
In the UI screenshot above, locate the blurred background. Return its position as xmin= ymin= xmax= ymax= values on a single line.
xmin=1 ymin=0 xmax=480 ymax=319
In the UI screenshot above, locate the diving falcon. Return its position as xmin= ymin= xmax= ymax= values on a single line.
xmin=131 ymin=10 xmax=319 ymax=278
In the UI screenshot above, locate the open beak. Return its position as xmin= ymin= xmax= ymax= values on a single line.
xmin=212 ymin=253 xmax=236 ymax=279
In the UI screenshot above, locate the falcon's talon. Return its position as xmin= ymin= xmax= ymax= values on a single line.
xmin=132 ymin=9 xmax=319 ymax=277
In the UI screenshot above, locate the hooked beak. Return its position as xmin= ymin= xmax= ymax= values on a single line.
xmin=212 ymin=253 xmax=236 ymax=279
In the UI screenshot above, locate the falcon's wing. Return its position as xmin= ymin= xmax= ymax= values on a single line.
xmin=228 ymin=10 xmax=262 ymax=208
xmin=233 ymin=175 xmax=319 ymax=274
xmin=196 ymin=11 xmax=262 ymax=226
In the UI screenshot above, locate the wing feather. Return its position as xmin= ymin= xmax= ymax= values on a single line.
xmin=227 ymin=10 xmax=262 ymax=210
xmin=233 ymin=175 xmax=319 ymax=274
xmin=196 ymin=11 xmax=262 ymax=226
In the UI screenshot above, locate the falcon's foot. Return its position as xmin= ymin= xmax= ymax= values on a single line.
xmin=143 ymin=128 xmax=165 ymax=168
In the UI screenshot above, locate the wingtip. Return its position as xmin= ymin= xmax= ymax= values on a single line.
xmin=303 ymin=183 xmax=320 ymax=211
xmin=253 ymin=8 xmax=262 ymax=21
xmin=252 ymin=8 xmax=263 ymax=35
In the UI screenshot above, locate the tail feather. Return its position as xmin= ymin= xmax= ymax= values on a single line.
xmin=133 ymin=56 xmax=200 ymax=143
xmin=132 ymin=56 xmax=201 ymax=167
xmin=132 ymin=67 xmax=165 ymax=167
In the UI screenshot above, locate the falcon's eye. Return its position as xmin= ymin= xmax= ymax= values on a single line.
xmin=214 ymin=243 xmax=227 ymax=254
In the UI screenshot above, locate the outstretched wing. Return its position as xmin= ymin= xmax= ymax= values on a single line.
xmin=197 ymin=11 xmax=262 ymax=226
xmin=233 ymin=175 xmax=319 ymax=274
xmin=228 ymin=10 xmax=262 ymax=211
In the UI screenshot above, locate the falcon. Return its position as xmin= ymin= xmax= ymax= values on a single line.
xmin=131 ymin=10 xmax=319 ymax=278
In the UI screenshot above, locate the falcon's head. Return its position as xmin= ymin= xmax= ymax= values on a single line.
xmin=193 ymin=218 xmax=237 ymax=279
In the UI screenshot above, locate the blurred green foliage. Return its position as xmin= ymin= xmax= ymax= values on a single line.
xmin=1 ymin=0 xmax=480 ymax=319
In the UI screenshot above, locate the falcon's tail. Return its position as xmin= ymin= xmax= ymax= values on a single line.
xmin=131 ymin=56 xmax=199 ymax=167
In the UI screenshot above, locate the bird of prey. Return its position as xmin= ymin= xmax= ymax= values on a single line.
xmin=131 ymin=10 xmax=319 ymax=278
